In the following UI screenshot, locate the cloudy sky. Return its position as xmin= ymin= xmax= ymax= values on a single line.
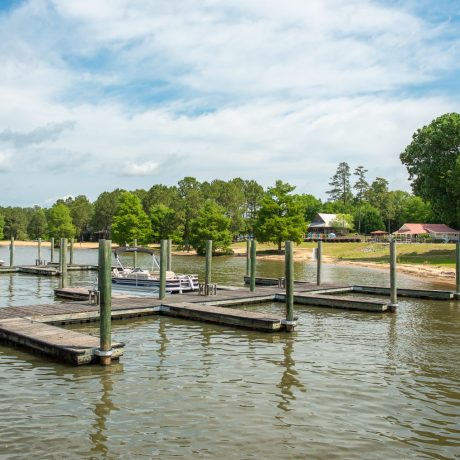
xmin=0 ymin=0 xmax=459 ymax=206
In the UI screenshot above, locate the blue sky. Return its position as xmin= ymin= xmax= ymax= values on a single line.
xmin=0 ymin=0 xmax=459 ymax=206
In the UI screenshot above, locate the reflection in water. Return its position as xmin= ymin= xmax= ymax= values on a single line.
xmin=90 ymin=364 xmax=123 ymax=457
xmin=277 ymin=336 xmax=306 ymax=413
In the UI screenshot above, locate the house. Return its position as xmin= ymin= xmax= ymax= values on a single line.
xmin=307 ymin=213 xmax=352 ymax=236
xmin=392 ymin=223 xmax=460 ymax=242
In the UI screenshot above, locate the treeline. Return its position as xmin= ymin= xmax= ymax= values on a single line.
xmin=0 ymin=170 xmax=435 ymax=253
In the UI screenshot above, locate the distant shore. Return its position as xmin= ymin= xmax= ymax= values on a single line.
xmin=1 ymin=240 xmax=456 ymax=287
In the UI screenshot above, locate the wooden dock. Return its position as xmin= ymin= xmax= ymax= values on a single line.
xmin=0 ymin=264 xmax=98 ymax=276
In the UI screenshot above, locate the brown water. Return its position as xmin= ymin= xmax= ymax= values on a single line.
xmin=0 ymin=247 xmax=459 ymax=459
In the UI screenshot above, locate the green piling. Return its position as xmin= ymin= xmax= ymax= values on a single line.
xmin=133 ymin=238 xmax=138 ymax=268
xmin=37 ymin=238 xmax=41 ymax=263
xmin=390 ymin=239 xmax=398 ymax=310
xmin=316 ymin=240 xmax=322 ymax=285
xmin=456 ymin=241 xmax=460 ymax=296
xmin=159 ymin=239 xmax=167 ymax=300
xmin=250 ymin=239 xmax=256 ymax=292
xmin=285 ymin=241 xmax=295 ymax=329
xmin=50 ymin=237 xmax=54 ymax=263
xmin=60 ymin=238 xmax=68 ymax=288
xmin=98 ymin=239 xmax=112 ymax=366
xmin=246 ymin=239 xmax=251 ymax=276
xmin=205 ymin=240 xmax=212 ymax=292
xmin=9 ymin=236 xmax=14 ymax=267
xmin=69 ymin=238 xmax=74 ymax=265
xmin=167 ymin=239 xmax=172 ymax=271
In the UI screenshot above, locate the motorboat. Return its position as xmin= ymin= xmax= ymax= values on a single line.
xmin=112 ymin=246 xmax=198 ymax=293
xmin=0 ymin=259 xmax=5 ymax=266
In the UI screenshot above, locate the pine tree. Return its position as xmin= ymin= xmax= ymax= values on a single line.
xmin=327 ymin=162 xmax=353 ymax=206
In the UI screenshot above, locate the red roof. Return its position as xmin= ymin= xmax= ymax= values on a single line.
xmin=393 ymin=223 xmax=460 ymax=235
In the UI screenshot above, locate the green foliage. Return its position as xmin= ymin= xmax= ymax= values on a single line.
xmin=329 ymin=213 xmax=354 ymax=234
xmin=353 ymin=203 xmax=385 ymax=233
xmin=47 ymin=203 xmax=76 ymax=239
xmin=91 ymin=189 xmax=124 ymax=238
xmin=353 ymin=166 xmax=369 ymax=203
xmin=67 ymin=195 xmax=93 ymax=241
xmin=178 ymin=177 xmax=204 ymax=250
xmin=254 ymin=180 xmax=306 ymax=251
xmin=327 ymin=162 xmax=353 ymax=207
xmin=150 ymin=204 xmax=182 ymax=242
xmin=400 ymin=113 xmax=460 ymax=227
xmin=0 ymin=213 xmax=4 ymax=240
xmin=112 ymin=192 xmax=152 ymax=245
xmin=27 ymin=207 xmax=48 ymax=239
xmin=142 ymin=184 xmax=178 ymax=213
xmin=299 ymin=194 xmax=322 ymax=224
xmin=189 ymin=201 xmax=233 ymax=255
xmin=0 ymin=207 xmax=29 ymax=239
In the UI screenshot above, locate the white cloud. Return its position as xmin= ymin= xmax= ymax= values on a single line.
xmin=0 ymin=151 xmax=12 ymax=171
xmin=123 ymin=160 xmax=159 ymax=176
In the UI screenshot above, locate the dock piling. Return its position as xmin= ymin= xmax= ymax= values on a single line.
xmin=50 ymin=237 xmax=54 ymax=263
xmin=159 ymin=239 xmax=167 ymax=300
xmin=98 ymin=239 xmax=112 ymax=366
xmin=37 ymin=238 xmax=41 ymax=263
xmin=390 ymin=240 xmax=398 ymax=310
xmin=69 ymin=238 xmax=74 ymax=265
xmin=133 ymin=239 xmax=138 ymax=268
xmin=316 ymin=240 xmax=322 ymax=286
xmin=456 ymin=241 xmax=460 ymax=298
xmin=167 ymin=239 xmax=172 ymax=271
xmin=285 ymin=241 xmax=295 ymax=331
xmin=9 ymin=236 xmax=14 ymax=266
xmin=59 ymin=238 xmax=68 ymax=288
xmin=246 ymin=239 xmax=251 ymax=276
xmin=205 ymin=240 xmax=212 ymax=295
xmin=250 ymin=239 xmax=256 ymax=292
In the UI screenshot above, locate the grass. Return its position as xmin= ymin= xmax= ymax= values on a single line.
xmin=232 ymin=241 xmax=457 ymax=267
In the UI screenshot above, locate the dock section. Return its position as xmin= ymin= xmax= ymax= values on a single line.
xmin=0 ymin=317 xmax=124 ymax=365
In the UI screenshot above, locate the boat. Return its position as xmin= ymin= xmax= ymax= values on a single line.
xmin=112 ymin=246 xmax=198 ymax=294
xmin=0 ymin=260 xmax=4 ymax=266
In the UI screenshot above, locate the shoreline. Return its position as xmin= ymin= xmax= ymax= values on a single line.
xmin=1 ymin=240 xmax=456 ymax=287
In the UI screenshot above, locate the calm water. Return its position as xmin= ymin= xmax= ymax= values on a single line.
xmin=0 ymin=246 xmax=459 ymax=459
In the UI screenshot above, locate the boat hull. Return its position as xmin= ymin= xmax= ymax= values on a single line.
xmin=112 ymin=275 xmax=199 ymax=293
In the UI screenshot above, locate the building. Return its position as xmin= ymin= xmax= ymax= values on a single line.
xmin=392 ymin=223 xmax=460 ymax=242
xmin=307 ymin=213 xmax=352 ymax=236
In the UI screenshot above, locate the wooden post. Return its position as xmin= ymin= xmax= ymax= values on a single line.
xmin=250 ymin=239 xmax=256 ymax=292
xmin=159 ymin=239 xmax=167 ymax=300
xmin=390 ymin=239 xmax=398 ymax=310
xmin=133 ymin=238 xmax=138 ymax=268
xmin=285 ymin=241 xmax=295 ymax=330
xmin=246 ymin=239 xmax=251 ymax=276
xmin=69 ymin=238 xmax=74 ymax=265
xmin=456 ymin=241 xmax=460 ymax=297
xmin=316 ymin=240 xmax=322 ymax=286
xmin=60 ymin=238 xmax=68 ymax=289
xmin=9 ymin=236 xmax=14 ymax=267
xmin=167 ymin=239 xmax=172 ymax=271
xmin=37 ymin=238 xmax=41 ymax=263
xmin=50 ymin=237 xmax=54 ymax=263
xmin=205 ymin=240 xmax=212 ymax=294
xmin=98 ymin=239 xmax=112 ymax=366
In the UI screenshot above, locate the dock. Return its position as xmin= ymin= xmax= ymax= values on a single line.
xmin=0 ymin=264 xmax=98 ymax=276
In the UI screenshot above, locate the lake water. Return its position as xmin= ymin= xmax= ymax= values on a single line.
xmin=0 ymin=246 xmax=459 ymax=459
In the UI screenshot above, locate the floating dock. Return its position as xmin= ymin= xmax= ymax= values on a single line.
xmin=0 ymin=264 xmax=98 ymax=276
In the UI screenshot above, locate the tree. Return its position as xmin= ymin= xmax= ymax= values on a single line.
xmin=111 ymin=192 xmax=152 ymax=245
xmin=177 ymin=177 xmax=204 ymax=250
xmin=1 ymin=207 xmax=29 ymax=239
xmin=299 ymin=194 xmax=322 ymax=224
xmin=353 ymin=166 xmax=369 ymax=202
xmin=189 ymin=201 xmax=233 ymax=255
xmin=67 ymin=195 xmax=93 ymax=241
xmin=352 ymin=203 xmax=384 ymax=233
xmin=366 ymin=177 xmax=394 ymax=231
xmin=399 ymin=195 xmax=433 ymax=225
xmin=142 ymin=184 xmax=178 ymax=213
xmin=329 ymin=213 xmax=354 ymax=235
xmin=400 ymin=113 xmax=460 ymax=227
xmin=0 ymin=213 xmax=4 ymax=240
xmin=91 ymin=189 xmax=124 ymax=239
xmin=254 ymin=180 xmax=306 ymax=252
xmin=27 ymin=207 xmax=48 ymax=239
xmin=243 ymin=179 xmax=265 ymax=235
xmin=327 ymin=162 xmax=353 ymax=207
xmin=150 ymin=204 xmax=182 ymax=242
xmin=47 ymin=203 xmax=76 ymax=239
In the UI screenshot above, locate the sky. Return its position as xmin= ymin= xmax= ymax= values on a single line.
xmin=0 ymin=0 xmax=459 ymax=207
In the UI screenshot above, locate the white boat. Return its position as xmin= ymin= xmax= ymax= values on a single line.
xmin=112 ymin=246 xmax=198 ymax=294
xmin=0 ymin=260 xmax=4 ymax=266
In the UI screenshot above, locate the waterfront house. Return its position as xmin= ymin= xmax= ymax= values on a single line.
xmin=392 ymin=223 xmax=460 ymax=242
